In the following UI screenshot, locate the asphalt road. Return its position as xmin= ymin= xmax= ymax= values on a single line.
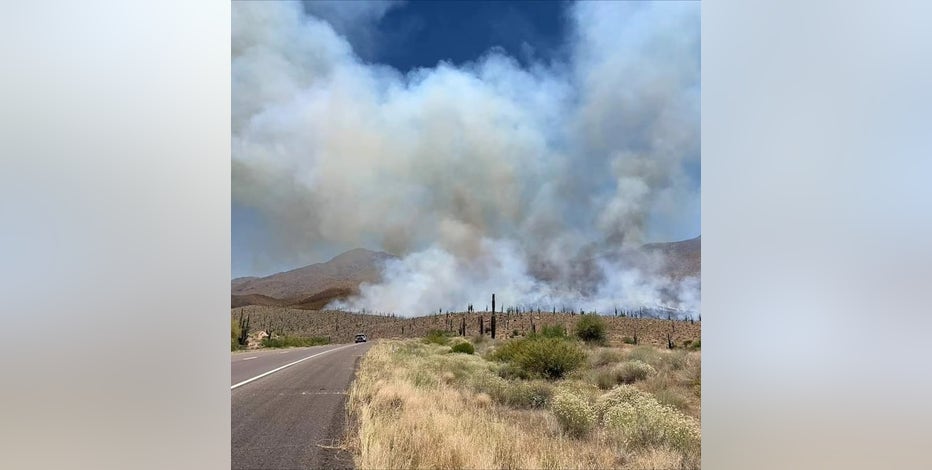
xmin=232 ymin=342 xmax=372 ymax=469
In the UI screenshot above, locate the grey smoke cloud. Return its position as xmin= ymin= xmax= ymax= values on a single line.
xmin=232 ymin=1 xmax=700 ymax=316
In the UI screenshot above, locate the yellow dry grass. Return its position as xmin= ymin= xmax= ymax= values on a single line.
xmin=347 ymin=339 xmax=701 ymax=469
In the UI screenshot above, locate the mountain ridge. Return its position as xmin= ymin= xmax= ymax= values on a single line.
xmin=231 ymin=238 xmax=699 ymax=309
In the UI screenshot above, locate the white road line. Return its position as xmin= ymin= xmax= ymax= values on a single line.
xmin=231 ymin=344 xmax=358 ymax=390
xmin=241 ymin=357 xmax=257 ymax=361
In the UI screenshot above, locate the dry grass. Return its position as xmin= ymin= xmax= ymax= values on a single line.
xmin=347 ymin=339 xmax=701 ymax=469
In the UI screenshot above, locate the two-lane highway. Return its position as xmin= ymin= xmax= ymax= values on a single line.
xmin=232 ymin=342 xmax=372 ymax=469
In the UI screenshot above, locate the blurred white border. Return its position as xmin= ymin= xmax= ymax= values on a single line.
xmin=704 ymin=1 xmax=932 ymax=468
xmin=1 ymin=1 xmax=230 ymax=468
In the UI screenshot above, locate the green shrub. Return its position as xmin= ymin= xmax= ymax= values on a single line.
xmin=451 ymin=342 xmax=475 ymax=354
xmin=622 ymin=336 xmax=637 ymax=345
xmin=501 ymin=380 xmax=553 ymax=408
xmin=490 ymin=337 xmax=586 ymax=379
xmin=487 ymin=338 xmax=526 ymax=362
xmin=590 ymin=348 xmax=625 ymax=367
xmin=261 ymin=336 xmax=330 ymax=348
xmin=551 ymin=391 xmax=595 ymax=437
xmin=423 ymin=330 xmax=451 ymax=345
xmin=574 ymin=314 xmax=606 ymax=344
xmin=614 ymin=360 xmax=657 ymax=384
xmin=540 ymin=324 xmax=567 ymax=338
xmin=519 ymin=338 xmax=586 ymax=379
xmin=688 ymin=339 xmax=701 ymax=350
xmin=496 ymin=362 xmax=532 ymax=380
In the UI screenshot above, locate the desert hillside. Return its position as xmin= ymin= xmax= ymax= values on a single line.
xmin=231 ymin=248 xmax=396 ymax=307
xmin=231 ymin=238 xmax=699 ymax=309
xmin=644 ymin=236 xmax=701 ymax=279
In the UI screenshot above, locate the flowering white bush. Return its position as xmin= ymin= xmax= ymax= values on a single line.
xmin=551 ymin=391 xmax=596 ymax=437
xmin=601 ymin=387 xmax=700 ymax=452
xmin=595 ymin=384 xmax=647 ymax=416
xmin=614 ymin=360 xmax=657 ymax=383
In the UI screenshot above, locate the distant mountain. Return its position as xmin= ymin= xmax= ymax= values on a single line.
xmin=231 ymin=248 xmax=396 ymax=308
xmin=643 ymin=236 xmax=701 ymax=279
xmin=593 ymin=236 xmax=700 ymax=280
xmin=231 ymin=238 xmax=699 ymax=309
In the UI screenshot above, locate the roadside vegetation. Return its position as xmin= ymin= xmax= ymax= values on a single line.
xmin=232 ymin=314 xmax=330 ymax=350
xmin=231 ymin=306 xmax=701 ymax=348
xmin=260 ymin=336 xmax=330 ymax=348
xmin=232 ymin=318 xmax=242 ymax=351
xmin=347 ymin=333 xmax=701 ymax=469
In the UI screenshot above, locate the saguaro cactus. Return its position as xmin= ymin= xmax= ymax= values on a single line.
xmin=237 ymin=310 xmax=250 ymax=346
xmin=491 ymin=312 xmax=497 ymax=339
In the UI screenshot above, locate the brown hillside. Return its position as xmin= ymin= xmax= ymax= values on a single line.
xmin=644 ymin=236 xmax=701 ymax=279
xmin=290 ymin=286 xmax=358 ymax=310
xmin=231 ymin=293 xmax=290 ymax=308
xmin=231 ymin=248 xmax=396 ymax=303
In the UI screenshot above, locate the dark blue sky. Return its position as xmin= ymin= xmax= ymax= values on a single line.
xmin=305 ymin=0 xmax=571 ymax=72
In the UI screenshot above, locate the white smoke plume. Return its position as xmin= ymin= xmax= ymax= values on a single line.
xmin=232 ymin=1 xmax=700 ymax=317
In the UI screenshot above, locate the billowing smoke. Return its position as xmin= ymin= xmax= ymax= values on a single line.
xmin=233 ymin=1 xmax=700 ymax=317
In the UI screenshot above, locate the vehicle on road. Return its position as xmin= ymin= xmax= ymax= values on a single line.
xmin=354 ymin=333 xmax=368 ymax=343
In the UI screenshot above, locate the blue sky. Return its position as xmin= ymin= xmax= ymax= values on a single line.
xmin=315 ymin=0 xmax=571 ymax=71
xmin=233 ymin=1 xmax=700 ymax=279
